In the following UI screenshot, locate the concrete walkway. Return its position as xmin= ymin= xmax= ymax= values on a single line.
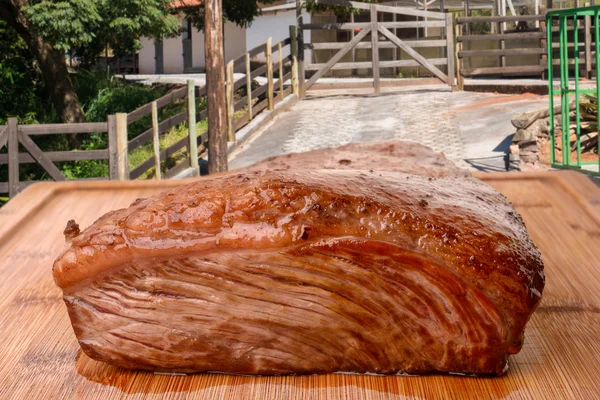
xmin=229 ymin=85 xmax=549 ymax=172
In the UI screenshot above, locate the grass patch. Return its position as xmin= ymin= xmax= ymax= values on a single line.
xmin=129 ymin=119 xmax=209 ymax=179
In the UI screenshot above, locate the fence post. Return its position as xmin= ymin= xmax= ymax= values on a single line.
xmin=107 ymin=115 xmax=118 ymax=180
xmin=7 ymin=118 xmax=19 ymax=199
xmin=266 ymin=38 xmax=274 ymax=110
xmin=296 ymin=0 xmax=305 ymax=97
xmin=187 ymin=80 xmax=199 ymax=176
xmin=226 ymin=61 xmax=236 ymax=142
xmin=455 ymin=23 xmax=464 ymax=91
xmin=445 ymin=13 xmax=455 ymax=88
xmin=278 ymin=42 xmax=284 ymax=100
xmin=370 ymin=5 xmax=381 ymax=95
xmin=290 ymin=25 xmax=300 ymax=96
xmin=246 ymin=53 xmax=253 ymax=121
xmin=151 ymin=102 xmax=162 ymax=180
xmin=115 ymin=113 xmax=129 ymax=181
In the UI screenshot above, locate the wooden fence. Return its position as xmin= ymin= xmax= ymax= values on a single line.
xmin=300 ymin=0 xmax=455 ymax=93
xmin=456 ymin=12 xmax=598 ymax=85
xmin=0 ymin=119 xmax=115 ymax=198
xmin=0 ymin=34 xmax=299 ymax=199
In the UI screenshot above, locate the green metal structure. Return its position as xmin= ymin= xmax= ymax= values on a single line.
xmin=547 ymin=6 xmax=600 ymax=174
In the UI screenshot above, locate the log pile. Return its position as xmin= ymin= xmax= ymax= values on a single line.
xmin=511 ymin=99 xmax=598 ymax=168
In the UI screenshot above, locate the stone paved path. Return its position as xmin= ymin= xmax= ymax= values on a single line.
xmin=229 ymin=86 xmax=549 ymax=172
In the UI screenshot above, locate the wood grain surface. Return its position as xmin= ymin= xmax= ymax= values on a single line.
xmin=0 ymin=171 xmax=599 ymax=399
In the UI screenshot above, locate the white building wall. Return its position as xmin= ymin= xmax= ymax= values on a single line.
xmin=136 ymin=10 xmax=310 ymax=73
xmin=191 ymin=22 xmax=206 ymax=70
xmin=224 ymin=22 xmax=247 ymax=64
xmin=246 ymin=10 xmax=311 ymax=62
xmin=138 ymin=37 xmax=156 ymax=74
xmin=162 ymin=35 xmax=184 ymax=73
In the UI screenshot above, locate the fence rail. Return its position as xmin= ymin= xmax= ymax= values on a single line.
xmin=0 ymin=118 xmax=117 ymax=198
xmin=456 ymin=11 xmax=600 ymax=82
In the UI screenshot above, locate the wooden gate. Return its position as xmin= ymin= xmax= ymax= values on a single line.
xmin=298 ymin=0 xmax=454 ymax=94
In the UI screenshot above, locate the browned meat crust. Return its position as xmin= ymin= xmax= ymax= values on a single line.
xmin=240 ymin=140 xmax=470 ymax=178
xmin=53 ymin=167 xmax=544 ymax=376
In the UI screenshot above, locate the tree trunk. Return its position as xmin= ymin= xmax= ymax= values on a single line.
xmin=0 ymin=1 xmax=86 ymax=125
xmin=205 ymin=0 xmax=228 ymax=174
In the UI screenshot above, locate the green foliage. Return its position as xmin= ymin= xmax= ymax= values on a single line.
xmin=470 ymin=9 xmax=492 ymax=35
xmin=185 ymin=0 xmax=277 ymax=30
xmin=305 ymin=0 xmax=379 ymax=17
xmin=0 ymin=19 xmax=54 ymax=124
xmin=23 ymin=0 xmax=102 ymax=52
xmin=23 ymin=0 xmax=180 ymax=64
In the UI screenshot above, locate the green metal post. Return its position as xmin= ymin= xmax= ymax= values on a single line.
xmin=560 ymin=16 xmax=569 ymax=165
xmin=548 ymin=15 xmax=556 ymax=165
xmin=596 ymin=11 xmax=600 ymax=173
xmin=547 ymin=6 xmax=600 ymax=175
xmin=574 ymin=16 xmax=582 ymax=167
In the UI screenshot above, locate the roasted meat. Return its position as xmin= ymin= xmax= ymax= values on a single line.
xmin=53 ymin=165 xmax=544 ymax=376
xmin=241 ymin=139 xmax=470 ymax=178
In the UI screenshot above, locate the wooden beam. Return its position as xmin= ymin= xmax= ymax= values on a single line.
xmin=456 ymin=22 xmax=464 ymax=90
xmin=0 ymin=150 xmax=109 ymax=164
xmin=187 ymin=80 xmax=199 ymax=176
xmin=460 ymin=65 xmax=546 ymax=76
xmin=0 ymin=125 xmax=7 ymax=149
xmin=151 ymin=102 xmax=162 ymax=180
xmin=378 ymin=25 xmax=448 ymax=83
xmin=127 ymin=87 xmax=187 ymax=124
xmin=458 ymin=32 xmax=546 ymax=41
xmin=8 ymin=118 xmax=19 ymax=198
xmin=290 ymin=25 xmax=299 ymax=96
xmin=246 ymin=53 xmax=253 ymax=121
xmin=371 ymin=5 xmax=380 ymax=94
xmin=304 ymin=26 xmax=372 ymax=91
xmin=305 ymin=58 xmax=448 ymax=70
xmin=226 ymin=61 xmax=236 ymax=142
xmin=18 ymin=122 xmax=108 ymax=135
xmin=17 ymin=128 xmax=66 ymax=182
xmin=107 ymin=115 xmax=118 ymax=180
xmin=306 ymin=40 xmax=447 ymax=49
xmin=278 ymin=42 xmax=284 ymax=100
xmin=459 ymin=48 xmax=547 ymax=57
xmin=115 ymin=113 xmax=129 ymax=181
xmin=457 ymin=15 xmax=545 ymax=23
xmin=445 ymin=13 xmax=455 ymax=87
xmin=205 ymin=0 xmax=228 ymax=173
xmin=266 ymin=38 xmax=274 ymax=111
xmin=297 ymin=0 xmax=306 ymax=97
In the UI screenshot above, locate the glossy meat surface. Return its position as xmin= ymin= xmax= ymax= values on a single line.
xmin=53 ymin=168 xmax=544 ymax=375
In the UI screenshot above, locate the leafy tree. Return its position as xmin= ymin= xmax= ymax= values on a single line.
xmin=304 ymin=0 xmax=381 ymax=17
xmin=0 ymin=19 xmax=53 ymax=124
xmin=0 ymin=0 xmax=180 ymax=123
xmin=181 ymin=0 xmax=277 ymax=30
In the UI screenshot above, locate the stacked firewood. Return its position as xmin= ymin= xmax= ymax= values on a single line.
xmin=511 ymin=98 xmax=599 ymax=168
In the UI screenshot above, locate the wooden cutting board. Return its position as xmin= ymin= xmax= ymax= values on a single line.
xmin=0 ymin=171 xmax=599 ymax=400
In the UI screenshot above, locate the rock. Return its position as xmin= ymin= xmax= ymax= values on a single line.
xmin=520 ymin=154 xmax=539 ymax=164
xmin=514 ymin=129 xmax=535 ymax=143
xmin=519 ymin=150 xmax=538 ymax=157
xmin=519 ymin=142 xmax=539 ymax=153
xmin=509 ymin=144 xmax=520 ymax=155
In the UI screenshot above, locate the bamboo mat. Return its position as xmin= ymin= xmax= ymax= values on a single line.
xmin=0 ymin=171 xmax=599 ymax=400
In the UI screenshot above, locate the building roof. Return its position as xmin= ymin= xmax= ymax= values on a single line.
xmin=171 ymin=0 xmax=204 ymax=10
